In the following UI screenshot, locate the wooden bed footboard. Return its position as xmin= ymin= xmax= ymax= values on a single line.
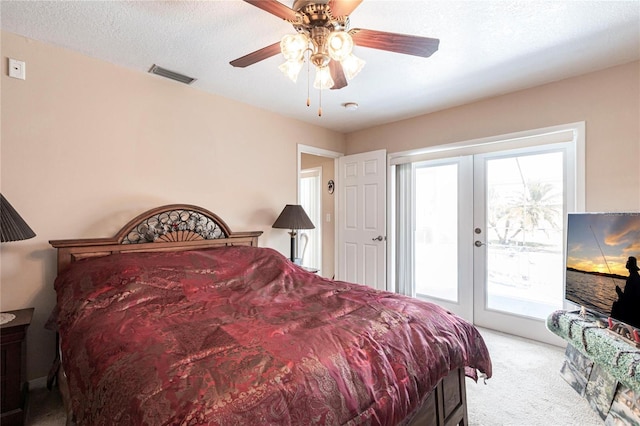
xmin=407 ymin=367 xmax=468 ymax=426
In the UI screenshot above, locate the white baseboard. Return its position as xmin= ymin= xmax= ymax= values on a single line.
xmin=28 ymin=376 xmax=48 ymax=390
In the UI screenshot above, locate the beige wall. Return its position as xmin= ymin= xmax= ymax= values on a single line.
xmin=0 ymin=31 xmax=346 ymax=381
xmin=301 ymin=153 xmax=336 ymax=278
xmin=346 ymin=61 xmax=640 ymax=211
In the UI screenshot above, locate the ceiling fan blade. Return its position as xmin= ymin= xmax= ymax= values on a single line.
xmin=243 ymin=0 xmax=299 ymax=22
xmin=328 ymin=0 xmax=363 ymax=17
xmin=351 ymin=28 xmax=440 ymax=58
xmin=230 ymin=42 xmax=281 ymax=68
xmin=329 ymin=60 xmax=347 ymax=90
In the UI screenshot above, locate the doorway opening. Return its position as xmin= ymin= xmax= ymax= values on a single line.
xmin=298 ymin=145 xmax=342 ymax=279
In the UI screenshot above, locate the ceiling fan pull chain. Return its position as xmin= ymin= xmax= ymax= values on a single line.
xmin=318 ymin=87 xmax=322 ymax=117
xmin=306 ymin=56 xmax=311 ymax=107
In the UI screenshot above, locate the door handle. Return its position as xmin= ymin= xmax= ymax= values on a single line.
xmin=372 ymin=235 xmax=386 ymax=242
xmin=474 ymin=240 xmax=486 ymax=247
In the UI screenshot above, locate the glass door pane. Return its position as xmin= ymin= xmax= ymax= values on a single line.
xmin=412 ymin=156 xmax=474 ymax=321
xmin=415 ymin=163 xmax=459 ymax=302
xmin=482 ymin=151 xmax=565 ymax=320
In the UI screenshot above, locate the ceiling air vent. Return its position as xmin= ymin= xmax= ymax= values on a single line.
xmin=148 ymin=64 xmax=196 ymax=85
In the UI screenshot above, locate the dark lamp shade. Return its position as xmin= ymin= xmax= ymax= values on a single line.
xmin=272 ymin=204 xmax=315 ymax=230
xmin=1 ymin=194 xmax=36 ymax=242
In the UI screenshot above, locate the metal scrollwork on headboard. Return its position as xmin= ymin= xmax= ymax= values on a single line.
xmin=121 ymin=207 xmax=228 ymax=244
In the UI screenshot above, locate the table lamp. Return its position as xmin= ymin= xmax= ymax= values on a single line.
xmin=0 ymin=193 xmax=36 ymax=325
xmin=272 ymin=204 xmax=314 ymax=262
xmin=1 ymin=194 xmax=36 ymax=242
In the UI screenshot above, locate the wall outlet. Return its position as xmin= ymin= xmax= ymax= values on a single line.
xmin=8 ymin=58 xmax=26 ymax=80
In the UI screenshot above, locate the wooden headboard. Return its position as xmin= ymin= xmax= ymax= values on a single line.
xmin=50 ymin=204 xmax=263 ymax=274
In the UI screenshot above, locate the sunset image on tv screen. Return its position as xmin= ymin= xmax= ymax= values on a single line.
xmin=566 ymin=213 xmax=640 ymax=327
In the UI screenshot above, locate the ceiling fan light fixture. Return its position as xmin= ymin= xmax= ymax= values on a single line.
xmin=327 ymin=31 xmax=353 ymax=61
xmin=313 ymin=66 xmax=334 ymax=90
xmin=279 ymin=59 xmax=305 ymax=82
xmin=232 ymin=0 xmax=442 ymax=118
xmin=341 ymin=53 xmax=365 ymax=80
xmin=280 ymin=33 xmax=308 ymax=61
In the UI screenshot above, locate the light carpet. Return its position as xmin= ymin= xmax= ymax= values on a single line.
xmin=466 ymin=328 xmax=603 ymax=425
xmin=26 ymin=327 xmax=603 ymax=425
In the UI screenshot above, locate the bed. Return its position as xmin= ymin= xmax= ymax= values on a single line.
xmin=49 ymin=204 xmax=492 ymax=425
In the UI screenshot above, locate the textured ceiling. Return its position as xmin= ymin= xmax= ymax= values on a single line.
xmin=2 ymin=1 xmax=639 ymax=133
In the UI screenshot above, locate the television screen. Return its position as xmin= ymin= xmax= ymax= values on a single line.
xmin=566 ymin=212 xmax=640 ymax=328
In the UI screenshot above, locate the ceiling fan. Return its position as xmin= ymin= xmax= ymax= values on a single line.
xmin=229 ymin=0 xmax=440 ymax=92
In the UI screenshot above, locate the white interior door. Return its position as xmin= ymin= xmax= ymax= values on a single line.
xmin=336 ymin=150 xmax=387 ymax=290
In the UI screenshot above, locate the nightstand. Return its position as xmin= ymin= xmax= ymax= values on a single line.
xmin=1 ymin=308 xmax=34 ymax=426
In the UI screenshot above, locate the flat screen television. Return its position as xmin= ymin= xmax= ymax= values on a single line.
xmin=566 ymin=212 xmax=640 ymax=328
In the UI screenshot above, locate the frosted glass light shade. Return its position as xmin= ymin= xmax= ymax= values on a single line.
xmin=313 ymin=66 xmax=334 ymax=90
xmin=327 ymin=31 xmax=353 ymax=61
xmin=279 ymin=59 xmax=304 ymax=82
xmin=341 ymin=53 xmax=365 ymax=80
xmin=280 ymin=34 xmax=308 ymax=61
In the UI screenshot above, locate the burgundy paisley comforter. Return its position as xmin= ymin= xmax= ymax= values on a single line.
xmin=55 ymin=246 xmax=492 ymax=425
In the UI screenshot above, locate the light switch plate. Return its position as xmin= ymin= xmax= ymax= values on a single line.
xmin=8 ymin=58 xmax=26 ymax=80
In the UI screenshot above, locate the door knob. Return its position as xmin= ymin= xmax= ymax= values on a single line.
xmin=474 ymin=240 xmax=486 ymax=247
xmin=372 ymin=235 xmax=386 ymax=241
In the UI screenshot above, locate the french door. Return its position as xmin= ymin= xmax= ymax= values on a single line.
xmin=402 ymin=128 xmax=580 ymax=344
xmin=411 ymin=156 xmax=474 ymax=321
xmin=472 ymin=147 xmax=568 ymax=343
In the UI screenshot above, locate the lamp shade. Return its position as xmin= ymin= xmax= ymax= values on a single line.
xmin=327 ymin=31 xmax=353 ymax=61
xmin=278 ymin=58 xmax=304 ymax=83
xmin=280 ymin=33 xmax=308 ymax=61
xmin=272 ymin=204 xmax=315 ymax=230
xmin=341 ymin=53 xmax=365 ymax=80
xmin=1 ymin=194 xmax=36 ymax=242
xmin=313 ymin=66 xmax=335 ymax=90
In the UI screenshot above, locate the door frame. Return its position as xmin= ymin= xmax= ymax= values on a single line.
xmin=297 ymin=144 xmax=343 ymax=275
